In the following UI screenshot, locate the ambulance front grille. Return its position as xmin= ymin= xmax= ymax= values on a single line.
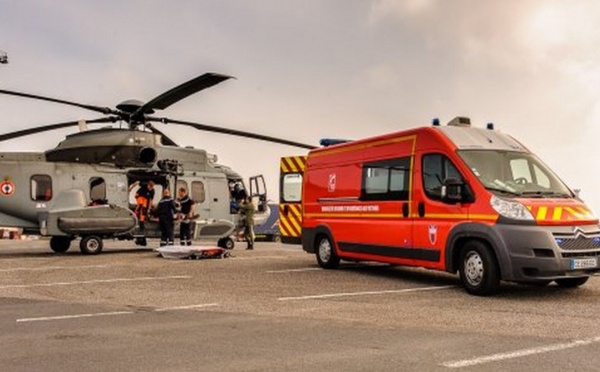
xmin=554 ymin=235 xmax=600 ymax=251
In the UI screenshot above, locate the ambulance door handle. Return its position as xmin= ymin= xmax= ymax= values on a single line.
xmin=283 ymin=205 xmax=289 ymax=216
xmin=402 ymin=203 xmax=409 ymax=218
xmin=418 ymin=202 xmax=425 ymax=217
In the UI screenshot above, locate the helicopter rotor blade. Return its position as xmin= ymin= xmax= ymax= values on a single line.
xmin=149 ymin=117 xmax=316 ymax=150
xmin=0 ymin=117 xmax=118 ymax=143
xmin=145 ymin=124 xmax=178 ymax=147
xmin=133 ymin=73 xmax=233 ymax=119
xmin=0 ymin=89 xmax=116 ymax=115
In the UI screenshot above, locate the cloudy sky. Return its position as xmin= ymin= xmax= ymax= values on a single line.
xmin=1 ymin=0 xmax=600 ymax=213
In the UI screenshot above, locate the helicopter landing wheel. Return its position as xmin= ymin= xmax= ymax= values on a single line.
xmin=218 ymin=237 xmax=235 ymax=250
xmin=80 ymin=235 xmax=104 ymax=255
xmin=50 ymin=236 xmax=72 ymax=253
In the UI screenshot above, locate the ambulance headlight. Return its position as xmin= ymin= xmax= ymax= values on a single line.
xmin=490 ymin=195 xmax=534 ymax=221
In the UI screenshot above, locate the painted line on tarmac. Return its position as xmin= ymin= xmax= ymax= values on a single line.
xmin=17 ymin=303 xmax=219 ymax=323
xmin=441 ymin=336 xmax=600 ymax=368
xmin=0 ymin=264 xmax=122 ymax=273
xmin=266 ymin=267 xmax=321 ymax=273
xmin=0 ymin=275 xmax=192 ymax=289
xmin=155 ymin=303 xmax=219 ymax=312
xmin=278 ymin=285 xmax=455 ymax=301
xmin=234 ymin=256 xmax=288 ymax=260
xmin=17 ymin=311 xmax=135 ymax=323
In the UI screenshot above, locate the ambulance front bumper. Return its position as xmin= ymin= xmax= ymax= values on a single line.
xmin=494 ymin=224 xmax=600 ymax=282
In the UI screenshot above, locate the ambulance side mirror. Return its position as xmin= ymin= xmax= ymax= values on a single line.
xmin=441 ymin=177 xmax=464 ymax=204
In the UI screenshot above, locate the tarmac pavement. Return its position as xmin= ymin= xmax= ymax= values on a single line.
xmin=0 ymin=238 xmax=599 ymax=371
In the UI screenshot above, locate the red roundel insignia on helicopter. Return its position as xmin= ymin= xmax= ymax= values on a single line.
xmin=0 ymin=181 xmax=15 ymax=196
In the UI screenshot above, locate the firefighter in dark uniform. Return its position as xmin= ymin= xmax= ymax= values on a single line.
xmin=156 ymin=188 xmax=177 ymax=246
xmin=177 ymin=187 xmax=196 ymax=246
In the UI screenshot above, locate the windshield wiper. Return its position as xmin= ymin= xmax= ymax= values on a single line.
xmin=485 ymin=187 xmax=521 ymax=197
xmin=519 ymin=191 xmax=571 ymax=198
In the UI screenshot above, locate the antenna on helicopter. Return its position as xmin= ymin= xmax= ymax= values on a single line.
xmin=0 ymin=50 xmax=8 ymax=64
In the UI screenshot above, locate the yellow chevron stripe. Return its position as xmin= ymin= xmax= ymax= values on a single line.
xmin=280 ymin=216 xmax=300 ymax=237
xmin=280 ymin=156 xmax=307 ymax=173
xmin=536 ymin=206 xmax=547 ymax=220
xmin=552 ymin=207 xmax=563 ymax=220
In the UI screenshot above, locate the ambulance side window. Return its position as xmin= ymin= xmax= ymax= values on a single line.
xmin=361 ymin=157 xmax=410 ymax=201
xmin=422 ymin=154 xmax=462 ymax=201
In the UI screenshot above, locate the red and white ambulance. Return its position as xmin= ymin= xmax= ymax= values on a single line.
xmin=280 ymin=117 xmax=600 ymax=295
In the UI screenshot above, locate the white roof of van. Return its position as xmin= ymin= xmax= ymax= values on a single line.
xmin=435 ymin=126 xmax=529 ymax=152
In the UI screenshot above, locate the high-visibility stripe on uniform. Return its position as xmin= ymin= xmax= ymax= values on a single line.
xmin=280 ymin=156 xmax=307 ymax=173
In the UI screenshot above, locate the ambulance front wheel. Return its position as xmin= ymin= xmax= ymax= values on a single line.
xmin=316 ymin=235 xmax=340 ymax=269
xmin=458 ymin=240 xmax=500 ymax=296
xmin=80 ymin=235 xmax=104 ymax=255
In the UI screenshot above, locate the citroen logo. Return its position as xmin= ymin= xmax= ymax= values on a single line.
xmin=572 ymin=226 xmax=585 ymax=239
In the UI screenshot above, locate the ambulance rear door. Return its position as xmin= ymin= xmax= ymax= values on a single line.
xmin=279 ymin=156 xmax=307 ymax=244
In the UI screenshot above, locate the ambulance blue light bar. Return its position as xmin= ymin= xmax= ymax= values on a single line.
xmin=320 ymin=138 xmax=350 ymax=147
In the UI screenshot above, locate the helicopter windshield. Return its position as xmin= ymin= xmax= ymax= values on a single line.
xmin=456 ymin=150 xmax=572 ymax=198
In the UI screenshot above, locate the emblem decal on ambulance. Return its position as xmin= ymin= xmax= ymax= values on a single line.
xmin=328 ymin=173 xmax=336 ymax=192
xmin=428 ymin=225 xmax=438 ymax=245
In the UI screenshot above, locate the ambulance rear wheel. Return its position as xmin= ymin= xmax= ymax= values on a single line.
xmin=50 ymin=236 xmax=71 ymax=253
xmin=458 ymin=240 xmax=500 ymax=296
xmin=80 ymin=235 xmax=103 ymax=255
xmin=316 ymin=235 xmax=340 ymax=269
xmin=555 ymin=277 xmax=589 ymax=288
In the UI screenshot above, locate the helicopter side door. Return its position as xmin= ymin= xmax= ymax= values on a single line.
xmin=206 ymin=176 xmax=230 ymax=220
xmin=89 ymin=173 xmax=129 ymax=206
xmin=178 ymin=177 xmax=209 ymax=218
xmin=177 ymin=176 xmax=229 ymax=221
xmin=248 ymin=175 xmax=267 ymax=212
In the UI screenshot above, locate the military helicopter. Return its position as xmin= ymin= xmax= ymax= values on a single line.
xmin=0 ymin=72 xmax=315 ymax=254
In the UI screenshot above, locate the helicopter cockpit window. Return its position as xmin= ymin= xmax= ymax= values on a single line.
xmin=191 ymin=181 xmax=205 ymax=203
xmin=89 ymin=177 xmax=106 ymax=203
xmin=31 ymin=175 xmax=52 ymax=201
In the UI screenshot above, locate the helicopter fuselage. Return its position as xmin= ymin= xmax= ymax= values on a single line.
xmin=0 ymin=129 xmax=269 ymax=254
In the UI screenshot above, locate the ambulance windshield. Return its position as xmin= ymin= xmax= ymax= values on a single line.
xmin=457 ymin=150 xmax=572 ymax=198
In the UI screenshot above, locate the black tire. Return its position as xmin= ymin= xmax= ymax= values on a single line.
xmin=555 ymin=277 xmax=589 ymax=288
xmin=50 ymin=236 xmax=71 ymax=253
xmin=134 ymin=237 xmax=147 ymax=247
xmin=315 ymin=235 xmax=340 ymax=269
xmin=218 ymin=237 xmax=235 ymax=250
xmin=458 ymin=240 xmax=500 ymax=296
xmin=79 ymin=235 xmax=103 ymax=255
